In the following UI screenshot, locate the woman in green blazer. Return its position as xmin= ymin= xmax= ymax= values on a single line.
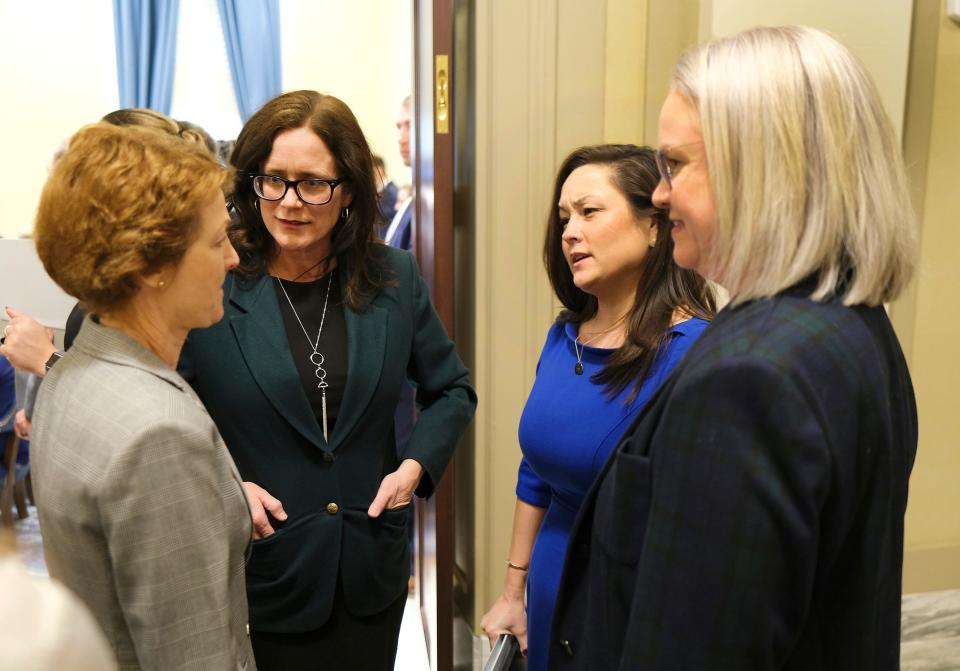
xmin=179 ymin=91 xmax=477 ymax=671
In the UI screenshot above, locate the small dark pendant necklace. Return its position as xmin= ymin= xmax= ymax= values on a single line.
xmin=574 ymin=314 xmax=628 ymax=375
xmin=574 ymin=337 xmax=595 ymax=375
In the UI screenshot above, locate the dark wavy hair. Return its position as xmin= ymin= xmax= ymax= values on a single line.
xmin=543 ymin=144 xmax=716 ymax=402
xmin=229 ymin=90 xmax=391 ymax=309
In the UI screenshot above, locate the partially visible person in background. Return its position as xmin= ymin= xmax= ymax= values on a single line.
xmin=380 ymin=96 xmax=418 ymax=575
xmin=218 ymin=139 xmax=237 ymax=167
xmin=373 ymin=154 xmax=398 ymax=228
xmin=0 ymin=530 xmax=117 ymax=670
xmin=383 ymin=96 xmax=413 ymax=251
xmin=31 ymin=122 xmax=253 ymax=670
xmin=176 ymin=118 xmax=218 ymax=156
xmin=551 ymin=25 xmax=918 ymax=670
xmin=480 ymin=144 xmax=715 ymax=671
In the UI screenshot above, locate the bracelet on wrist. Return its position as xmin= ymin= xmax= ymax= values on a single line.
xmin=505 ymin=560 xmax=529 ymax=572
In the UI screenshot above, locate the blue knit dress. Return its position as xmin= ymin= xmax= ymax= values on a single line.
xmin=516 ymin=317 xmax=709 ymax=671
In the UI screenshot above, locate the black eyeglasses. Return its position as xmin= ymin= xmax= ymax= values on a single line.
xmin=249 ymin=174 xmax=346 ymax=205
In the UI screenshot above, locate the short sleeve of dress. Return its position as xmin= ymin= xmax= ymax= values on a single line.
xmin=516 ymin=457 xmax=552 ymax=508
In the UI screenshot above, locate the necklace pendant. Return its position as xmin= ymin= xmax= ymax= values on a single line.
xmin=574 ymin=362 xmax=584 ymax=375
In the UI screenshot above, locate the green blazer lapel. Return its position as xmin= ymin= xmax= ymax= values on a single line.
xmin=227 ymin=275 xmax=327 ymax=449
xmin=329 ymin=300 xmax=388 ymax=452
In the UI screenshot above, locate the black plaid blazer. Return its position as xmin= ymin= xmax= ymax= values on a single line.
xmin=550 ymin=280 xmax=917 ymax=670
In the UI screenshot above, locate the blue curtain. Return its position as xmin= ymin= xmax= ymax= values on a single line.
xmin=113 ymin=0 xmax=181 ymax=113
xmin=217 ymin=0 xmax=282 ymax=122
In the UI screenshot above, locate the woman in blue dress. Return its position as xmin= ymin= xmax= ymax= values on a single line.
xmin=481 ymin=144 xmax=715 ymax=670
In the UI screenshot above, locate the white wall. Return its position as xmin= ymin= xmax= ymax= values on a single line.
xmin=0 ymin=1 xmax=413 ymax=241
xmin=280 ymin=0 xmax=413 ymax=190
xmin=0 ymin=2 xmax=118 ymax=240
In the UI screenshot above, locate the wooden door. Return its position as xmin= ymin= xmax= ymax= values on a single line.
xmin=411 ymin=0 xmax=457 ymax=669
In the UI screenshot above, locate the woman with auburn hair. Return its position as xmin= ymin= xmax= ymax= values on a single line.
xmin=178 ymin=90 xmax=476 ymax=670
xmin=31 ymin=122 xmax=253 ymax=670
xmin=480 ymin=144 xmax=714 ymax=671
xmin=1 ymin=109 xmax=219 ymax=377
xmin=551 ymin=26 xmax=918 ymax=670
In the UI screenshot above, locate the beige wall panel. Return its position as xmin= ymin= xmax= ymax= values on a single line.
xmin=644 ymin=0 xmax=701 ymax=144
xmin=604 ymin=0 xmax=648 ymax=144
xmin=701 ymin=0 xmax=913 ymax=139
xmin=556 ymin=0 xmax=608 ymax=153
xmin=901 ymin=3 xmax=960 ymax=592
xmin=472 ymin=0 xmax=560 ymax=626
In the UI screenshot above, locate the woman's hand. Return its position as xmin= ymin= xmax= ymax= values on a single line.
xmin=13 ymin=409 xmax=31 ymax=439
xmin=242 ymin=481 xmax=287 ymax=539
xmin=0 ymin=307 xmax=57 ymax=377
xmin=480 ymin=591 xmax=528 ymax=655
xmin=367 ymin=458 xmax=424 ymax=517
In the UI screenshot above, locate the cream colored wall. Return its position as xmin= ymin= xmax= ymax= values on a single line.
xmin=0 ymin=3 xmax=118 ymax=240
xmin=472 ymin=0 xmax=564 ymax=628
xmin=701 ymin=0 xmax=913 ymax=139
xmin=281 ymin=1 xmax=413 ymax=189
xmin=644 ymin=0 xmax=701 ymax=145
xmin=603 ymin=1 xmax=648 ymax=144
xmin=898 ymin=0 xmax=960 ymax=593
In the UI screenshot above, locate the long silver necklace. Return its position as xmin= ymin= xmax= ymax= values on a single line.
xmin=276 ymin=270 xmax=335 ymax=441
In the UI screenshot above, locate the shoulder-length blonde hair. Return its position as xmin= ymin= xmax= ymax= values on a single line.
xmin=672 ymin=25 xmax=916 ymax=306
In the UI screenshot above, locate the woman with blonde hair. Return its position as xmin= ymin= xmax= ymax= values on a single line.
xmin=31 ymin=122 xmax=254 ymax=670
xmin=551 ymin=26 xmax=917 ymax=670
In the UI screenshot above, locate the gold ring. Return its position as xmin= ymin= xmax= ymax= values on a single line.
xmin=2 ymin=325 xmax=11 ymax=337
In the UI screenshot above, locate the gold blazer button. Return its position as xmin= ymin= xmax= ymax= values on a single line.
xmin=326 ymin=502 xmax=340 ymax=515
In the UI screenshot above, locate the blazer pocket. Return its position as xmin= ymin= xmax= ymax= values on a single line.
xmin=245 ymin=512 xmax=339 ymax=628
xmin=378 ymin=502 xmax=412 ymax=529
xmin=592 ymin=451 xmax=653 ymax=565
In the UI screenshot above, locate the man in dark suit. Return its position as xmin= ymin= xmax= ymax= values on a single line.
xmin=384 ymin=96 xmax=413 ymax=252
xmin=383 ymin=95 xmax=417 ymax=463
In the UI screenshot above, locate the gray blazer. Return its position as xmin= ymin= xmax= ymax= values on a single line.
xmin=32 ymin=316 xmax=255 ymax=671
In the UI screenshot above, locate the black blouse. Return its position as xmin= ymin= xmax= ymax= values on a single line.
xmin=272 ymin=270 xmax=348 ymax=436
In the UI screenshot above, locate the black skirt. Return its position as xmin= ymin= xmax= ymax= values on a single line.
xmin=250 ymin=575 xmax=408 ymax=671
